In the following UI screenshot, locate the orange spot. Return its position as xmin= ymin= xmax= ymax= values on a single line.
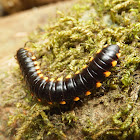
xmin=35 ymin=66 xmax=40 ymax=70
xmin=44 ymin=77 xmax=49 ymax=81
xmin=37 ymin=98 xmax=41 ymax=102
xmin=89 ymin=57 xmax=94 ymax=62
xmin=39 ymin=74 xmax=44 ymax=78
xmin=31 ymin=93 xmax=34 ymax=97
xmin=34 ymin=61 xmax=38 ymax=66
xmin=96 ymin=82 xmax=102 ymax=88
xmin=96 ymin=49 xmax=101 ymax=54
xmin=60 ymin=101 xmax=66 ymax=105
xmin=37 ymin=70 xmax=41 ymax=74
xmin=104 ymin=71 xmax=111 ymax=77
xmin=25 ymin=48 xmax=31 ymax=52
xmin=111 ymin=60 xmax=117 ymax=67
xmin=57 ymin=77 xmax=63 ymax=81
xmin=85 ymin=91 xmax=91 ymax=96
xmin=31 ymin=56 xmax=36 ymax=60
xmin=48 ymin=102 xmax=52 ymax=105
xmin=116 ymin=53 xmax=121 ymax=58
xmin=65 ymin=75 xmax=72 ymax=79
xmin=50 ymin=78 xmax=55 ymax=82
xmin=75 ymin=70 xmax=80 ymax=74
xmin=83 ymin=65 xmax=88 ymax=69
xmin=73 ymin=97 xmax=80 ymax=101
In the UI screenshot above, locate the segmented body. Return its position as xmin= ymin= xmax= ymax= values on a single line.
xmin=16 ymin=45 xmax=120 ymax=104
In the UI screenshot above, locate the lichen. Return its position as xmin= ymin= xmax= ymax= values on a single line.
xmin=0 ymin=0 xmax=140 ymax=139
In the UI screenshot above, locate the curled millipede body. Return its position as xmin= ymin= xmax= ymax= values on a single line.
xmin=16 ymin=45 xmax=120 ymax=104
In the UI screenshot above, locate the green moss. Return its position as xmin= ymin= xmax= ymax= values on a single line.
xmin=1 ymin=0 xmax=140 ymax=139
xmin=61 ymin=113 xmax=77 ymax=127
xmin=107 ymin=104 xmax=140 ymax=140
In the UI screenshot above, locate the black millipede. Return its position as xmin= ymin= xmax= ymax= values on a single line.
xmin=16 ymin=44 xmax=121 ymax=105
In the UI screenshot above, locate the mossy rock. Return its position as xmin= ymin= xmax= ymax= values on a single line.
xmin=0 ymin=0 xmax=140 ymax=139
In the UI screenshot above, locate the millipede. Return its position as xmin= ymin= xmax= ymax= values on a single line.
xmin=16 ymin=44 xmax=121 ymax=105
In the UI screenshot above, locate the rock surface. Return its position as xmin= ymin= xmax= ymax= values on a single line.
xmin=0 ymin=0 xmax=71 ymax=14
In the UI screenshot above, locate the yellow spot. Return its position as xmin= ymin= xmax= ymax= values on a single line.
xmin=60 ymin=101 xmax=66 ymax=105
xmin=57 ymin=77 xmax=63 ymax=81
xmin=103 ymin=44 xmax=108 ymax=48
xmin=85 ymin=91 xmax=91 ymax=96
xmin=65 ymin=75 xmax=72 ymax=79
xmin=83 ymin=65 xmax=88 ymax=69
xmin=89 ymin=57 xmax=94 ymax=62
xmin=96 ymin=82 xmax=102 ymax=88
xmin=37 ymin=98 xmax=41 ymax=102
xmin=44 ymin=76 xmax=49 ymax=81
xmin=31 ymin=56 xmax=36 ymax=60
xmin=37 ymin=70 xmax=41 ymax=74
xmin=75 ymin=70 xmax=80 ymax=74
xmin=104 ymin=71 xmax=111 ymax=77
xmin=39 ymin=74 xmax=44 ymax=78
xmin=34 ymin=61 xmax=38 ymax=66
xmin=50 ymin=78 xmax=55 ymax=82
xmin=96 ymin=49 xmax=101 ymax=54
xmin=35 ymin=66 xmax=40 ymax=70
xmin=116 ymin=53 xmax=121 ymax=58
xmin=111 ymin=60 xmax=117 ymax=67
xmin=73 ymin=97 xmax=80 ymax=101
xmin=48 ymin=102 xmax=52 ymax=105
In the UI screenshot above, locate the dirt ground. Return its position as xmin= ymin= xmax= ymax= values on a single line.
xmin=0 ymin=0 xmax=75 ymax=70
